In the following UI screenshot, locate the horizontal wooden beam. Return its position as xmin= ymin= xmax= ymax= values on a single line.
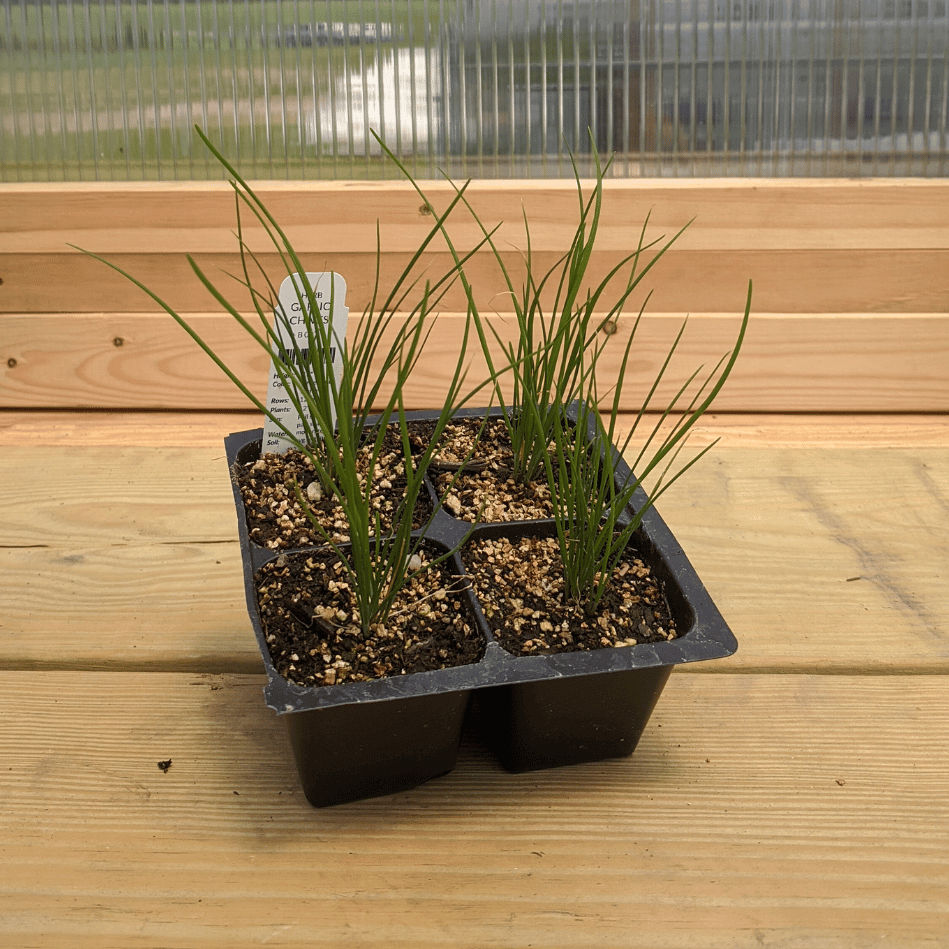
xmin=2 ymin=311 xmax=947 ymax=412
xmin=3 ymin=410 xmax=947 ymax=449
xmin=2 ymin=179 xmax=948 ymax=314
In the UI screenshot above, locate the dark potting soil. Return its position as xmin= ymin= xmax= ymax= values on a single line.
xmin=412 ymin=415 xmax=554 ymax=522
xmin=239 ymin=414 xmax=677 ymax=689
xmin=462 ymin=534 xmax=678 ymax=656
xmin=234 ymin=424 xmax=433 ymax=550
xmin=255 ymin=546 xmax=484 ymax=688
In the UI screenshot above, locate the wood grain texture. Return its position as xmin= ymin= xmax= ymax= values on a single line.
xmin=0 ymin=671 xmax=946 ymax=948
xmin=4 ymin=177 xmax=948 ymax=237
xmin=2 ymin=440 xmax=946 ymax=673
xmin=2 ymin=179 xmax=948 ymax=315
xmin=3 ymin=311 xmax=948 ymax=412
xmin=3 ymin=175 xmax=948 ymax=947
xmin=2 ymin=410 xmax=948 ymax=448
xmin=4 ymin=248 xmax=946 ymax=315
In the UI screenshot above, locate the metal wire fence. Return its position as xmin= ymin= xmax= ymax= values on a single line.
xmin=2 ymin=0 xmax=947 ymax=180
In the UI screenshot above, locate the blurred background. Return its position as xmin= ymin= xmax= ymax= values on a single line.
xmin=2 ymin=0 xmax=947 ymax=180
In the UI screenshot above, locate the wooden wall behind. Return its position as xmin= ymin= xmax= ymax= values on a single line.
xmin=2 ymin=178 xmax=947 ymax=412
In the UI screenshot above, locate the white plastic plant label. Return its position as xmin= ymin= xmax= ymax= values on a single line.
xmin=261 ymin=272 xmax=349 ymax=454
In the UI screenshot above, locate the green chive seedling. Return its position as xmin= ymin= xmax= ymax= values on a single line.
xmin=75 ymin=127 xmax=502 ymax=636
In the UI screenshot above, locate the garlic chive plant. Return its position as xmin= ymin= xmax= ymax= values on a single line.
xmin=76 ymin=127 xmax=494 ymax=493
xmin=379 ymin=134 xmax=751 ymax=616
xmin=76 ymin=126 xmax=499 ymax=636
xmin=547 ymin=285 xmax=751 ymax=614
xmin=379 ymin=138 xmax=690 ymax=487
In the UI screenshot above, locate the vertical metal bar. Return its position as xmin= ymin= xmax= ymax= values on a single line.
xmin=784 ymin=0 xmax=795 ymax=175
xmin=276 ymin=0 xmax=290 ymax=177
xmin=524 ymin=0 xmax=533 ymax=176
xmin=854 ymin=0 xmax=866 ymax=172
xmin=401 ymin=0 xmax=419 ymax=176
xmin=421 ymin=0 xmax=433 ymax=173
xmin=921 ymin=0 xmax=935 ymax=172
xmin=207 ymin=0 xmax=227 ymax=170
xmin=556 ymin=0 xmax=565 ymax=171
xmin=604 ymin=0 xmax=614 ymax=159
xmin=693 ymin=0 xmax=703 ymax=174
xmin=738 ymin=0 xmax=750 ymax=174
xmin=0 ymin=0 xmax=15 ymax=178
xmin=571 ymin=0 xmax=580 ymax=153
xmin=114 ymin=3 xmax=132 ymax=179
xmin=887 ymin=0 xmax=900 ymax=176
xmin=722 ymin=0 xmax=732 ymax=172
xmin=775 ymin=0 xmax=788 ymax=175
xmin=52 ymin=0 xmax=72 ymax=178
xmin=756 ymin=0 xmax=767 ymax=174
xmin=174 ymin=0 xmax=193 ymax=177
xmin=379 ymin=1 xmax=393 ymax=171
xmin=507 ymin=3 xmax=517 ymax=178
xmin=539 ymin=0 xmax=549 ymax=175
xmin=803 ymin=0 xmax=816 ymax=176
xmin=34 ymin=0 xmax=52 ymax=178
xmin=22 ymin=0 xmax=34 ymax=179
xmin=619 ymin=0 xmax=630 ymax=174
xmin=288 ymin=0 xmax=299 ymax=175
xmin=321 ymin=0 xmax=336 ymax=177
xmin=196 ymin=0 xmax=214 ymax=177
xmin=471 ymin=0 xmax=483 ymax=175
xmin=786 ymin=0 xmax=800 ymax=175
xmin=821 ymin=0 xmax=828 ymax=175
xmin=938 ymin=9 xmax=949 ymax=176
xmin=653 ymin=0 xmax=663 ymax=171
xmin=906 ymin=0 xmax=919 ymax=170
xmin=78 ymin=0 xmax=101 ymax=179
xmin=870 ymin=0 xmax=882 ymax=175
xmin=705 ymin=0 xmax=715 ymax=171
xmin=64 ymin=0 xmax=85 ymax=178
xmin=586 ymin=0 xmax=596 ymax=167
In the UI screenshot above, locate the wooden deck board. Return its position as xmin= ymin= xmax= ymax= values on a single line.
xmin=1 ymin=428 xmax=946 ymax=673
xmin=4 ymin=312 xmax=949 ymax=412
xmin=3 ymin=176 xmax=948 ymax=947
xmin=0 ymin=671 xmax=946 ymax=948
xmin=2 ymin=410 xmax=948 ymax=448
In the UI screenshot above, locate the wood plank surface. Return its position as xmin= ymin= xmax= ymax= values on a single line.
xmin=4 ymin=177 xmax=948 ymax=233
xmin=2 ymin=410 xmax=948 ymax=449
xmin=3 ymin=176 xmax=948 ymax=948
xmin=4 ymin=248 xmax=947 ymax=316
xmin=3 ymin=311 xmax=948 ymax=412
xmin=2 ymin=179 xmax=948 ymax=316
xmin=1 ymin=437 xmax=946 ymax=673
xmin=0 ymin=671 xmax=946 ymax=948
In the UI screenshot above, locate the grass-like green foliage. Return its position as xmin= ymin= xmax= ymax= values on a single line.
xmin=379 ymin=135 xmax=751 ymax=615
xmin=383 ymin=143 xmax=689 ymax=485
xmin=535 ymin=148 xmax=752 ymax=613
xmin=74 ymin=126 xmax=497 ymax=636
xmin=548 ymin=284 xmax=750 ymax=613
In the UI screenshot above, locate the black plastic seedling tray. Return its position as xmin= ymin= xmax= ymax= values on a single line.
xmin=225 ymin=408 xmax=737 ymax=807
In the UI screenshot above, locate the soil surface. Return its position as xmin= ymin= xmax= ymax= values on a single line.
xmin=234 ymin=425 xmax=432 ymax=550
xmin=238 ymin=413 xmax=678 ymax=689
xmin=256 ymin=546 xmax=483 ymax=688
xmin=416 ymin=415 xmax=554 ymax=522
xmin=463 ymin=534 xmax=678 ymax=656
